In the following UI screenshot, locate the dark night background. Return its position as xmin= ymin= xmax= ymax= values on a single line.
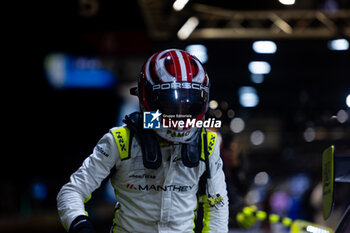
xmin=2 ymin=0 xmax=350 ymax=232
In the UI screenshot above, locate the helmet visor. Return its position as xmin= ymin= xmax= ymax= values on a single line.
xmin=150 ymin=83 xmax=209 ymax=118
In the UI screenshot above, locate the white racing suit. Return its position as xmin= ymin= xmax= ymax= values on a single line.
xmin=57 ymin=126 xmax=229 ymax=233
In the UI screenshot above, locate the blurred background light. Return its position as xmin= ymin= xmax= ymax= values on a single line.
xmin=254 ymin=171 xmax=269 ymax=186
xmin=248 ymin=61 xmax=271 ymax=74
xmin=322 ymin=0 xmax=339 ymax=11
xmin=245 ymin=189 xmax=261 ymax=205
xmin=303 ymin=127 xmax=316 ymax=142
xmin=44 ymin=53 xmax=116 ymax=89
xmin=250 ymin=74 xmax=265 ymax=84
xmin=220 ymin=101 xmax=228 ymax=110
xmin=214 ymin=109 xmax=223 ymax=118
xmin=346 ymin=94 xmax=350 ymax=107
xmin=270 ymin=191 xmax=291 ymax=213
xmin=250 ymin=130 xmax=265 ymax=146
xmin=290 ymin=174 xmax=310 ymax=197
xmin=173 ymin=0 xmax=189 ymax=11
xmin=328 ymin=38 xmax=349 ymax=51
xmin=32 ymin=182 xmax=48 ymax=200
xmin=230 ymin=117 xmax=245 ymax=133
xmin=336 ymin=109 xmax=348 ymax=123
xmin=185 ymin=44 xmax=208 ymax=63
xmin=177 ymin=17 xmax=199 ymax=40
xmin=252 ymin=40 xmax=277 ymax=54
xmin=238 ymin=86 xmax=259 ymax=107
xmin=278 ymin=0 xmax=296 ymax=5
xmin=209 ymin=100 xmax=218 ymax=109
xmin=44 ymin=53 xmax=66 ymax=88
xmin=227 ymin=109 xmax=235 ymax=118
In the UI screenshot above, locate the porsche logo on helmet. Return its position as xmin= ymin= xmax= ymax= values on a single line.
xmin=152 ymin=82 xmax=209 ymax=92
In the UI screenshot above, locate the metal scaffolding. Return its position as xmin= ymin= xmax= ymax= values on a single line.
xmin=139 ymin=0 xmax=350 ymax=40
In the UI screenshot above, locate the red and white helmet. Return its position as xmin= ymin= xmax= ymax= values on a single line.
xmin=137 ymin=48 xmax=210 ymax=143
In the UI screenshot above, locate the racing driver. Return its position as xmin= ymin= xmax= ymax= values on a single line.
xmin=57 ymin=49 xmax=229 ymax=233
